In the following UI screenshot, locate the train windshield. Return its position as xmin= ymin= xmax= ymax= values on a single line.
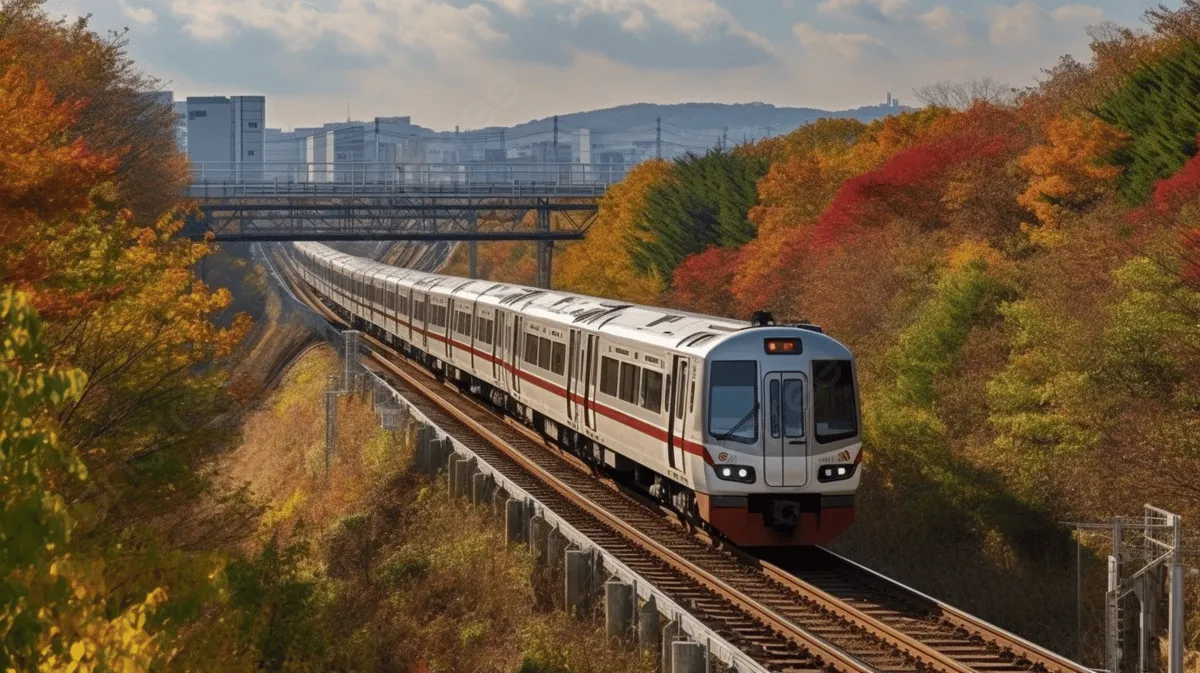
xmin=813 ymin=360 xmax=858 ymax=443
xmin=708 ymin=361 xmax=758 ymax=444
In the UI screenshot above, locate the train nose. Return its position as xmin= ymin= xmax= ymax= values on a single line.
xmin=770 ymin=500 xmax=802 ymax=528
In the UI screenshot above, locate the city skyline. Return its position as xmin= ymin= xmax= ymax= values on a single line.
xmin=53 ymin=0 xmax=1174 ymax=130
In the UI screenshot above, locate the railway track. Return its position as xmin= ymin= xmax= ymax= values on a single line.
xmin=270 ymin=245 xmax=1093 ymax=673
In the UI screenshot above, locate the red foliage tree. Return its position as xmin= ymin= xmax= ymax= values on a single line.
xmin=667 ymin=247 xmax=743 ymax=318
xmin=1127 ymin=136 xmax=1200 ymax=288
xmin=813 ymin=132 xmax=1010 ymax=247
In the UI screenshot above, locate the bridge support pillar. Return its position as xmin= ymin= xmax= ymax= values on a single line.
xmin=535 ymin=200 xmax=553 ymax=289
xmin=468 ymin=211 xmax=479 ymax=279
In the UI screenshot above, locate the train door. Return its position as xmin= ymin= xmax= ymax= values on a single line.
xmin=763 ymin=372 xmax=809 ymax=487
xmin=584 ymin=334 xmax=598 ymax=429
xmin=567 ymin=329 xmax=580 ymax=422
xmin=445 ymin=298 xmax=454 ymax=360
xmin=492 ymin=310 xmax=504 ymax=385
xmin=667 ymin=356 xmax=689 ymax=472
xmin=510 ymin=314 xmax=523 ymax=397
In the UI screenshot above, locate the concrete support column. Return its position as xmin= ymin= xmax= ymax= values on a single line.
xmin=455 ymin=458 xmax=474 ymax=500
xmin=416 ymin=425 xmax=434 ymax=476
xmin=546 ymin=527 xmax=568 ymax=611
xmin=447 ymin=453 xmax=463 ymax=495
xmin=605 ymin=581 xmax=634 ymax=642
xmin=436 ymin=440 xmax=451 ymax=479
xmin=505 ymin=499 xmax=525 ymax=545
xmin=565 ymin=549 xmax=593 ymax=617
xmin=638 ymin=597 xmax=661 ymax=652
xmin=491 ymin=486 xmax=507 ymax=514
xmin=472 ymin=472 xmax=490 ymax=507
xmin=671 ymin=642 xmax=706 ymax=673
xmin=529 ymin=515 xmax=548 ymax=564
xmin=661 ymin=620 xmax=681 ymax=672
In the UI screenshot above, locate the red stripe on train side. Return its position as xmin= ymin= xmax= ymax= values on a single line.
xmin=365 ymin=305 xmax=716 ymax=467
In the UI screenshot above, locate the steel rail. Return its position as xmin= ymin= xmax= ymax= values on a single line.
xmin=810 ymin=549 xmax=1095 ymax=673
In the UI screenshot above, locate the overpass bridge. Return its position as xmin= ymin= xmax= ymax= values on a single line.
xmin=186 ymin=162 xmax=624 ymax=287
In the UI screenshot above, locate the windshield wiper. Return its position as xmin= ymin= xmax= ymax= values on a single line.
xmin=713 ymin=403 xmax=758 ymax=441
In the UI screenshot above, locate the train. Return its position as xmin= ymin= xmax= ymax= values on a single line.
xmin=290 ymin=242 xmax=862 ymax=546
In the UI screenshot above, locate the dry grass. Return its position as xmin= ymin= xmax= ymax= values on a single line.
xmin=218 ymin=347 xmax=655 ymax=672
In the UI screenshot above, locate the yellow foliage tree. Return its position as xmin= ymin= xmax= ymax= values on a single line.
xmin=1 ymin=289 xmax=167 ymax=673
xmin=1017 ymin=115 xmax=1129 ymax=245
xmin=556 ymin=160 xmax=672 ymax=304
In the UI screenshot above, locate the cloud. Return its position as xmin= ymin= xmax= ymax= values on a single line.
xmin=989 ymin=1 xmax=1104 ymax=45
xmin=816 ymin=0 xmax=914 ymax=23
xmin=169 ymin=0 xmax=508 ymax=58
xmin=1051 ymin=4 xmax=1106 ymax=25
xmin=919 ymin=5 xmax=967 ymax=45
xmin=792 ymin=22 xmax=888 ymax=59
xmin=117 ymin=0 xmax=157 ymax=26
xmin=529 ymin=0 xmax=774 ymax=52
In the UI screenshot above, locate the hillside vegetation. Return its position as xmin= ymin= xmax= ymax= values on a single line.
xmin=448 ymin=3 xmax=1200 ymax=661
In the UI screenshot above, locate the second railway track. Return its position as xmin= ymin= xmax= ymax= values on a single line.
xmin=271 ymin=245 xmax=1092 ymax=673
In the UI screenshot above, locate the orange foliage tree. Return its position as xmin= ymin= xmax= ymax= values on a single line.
xmin=1017 ymin=115 xmax=1128 ymax=244
xmin=557 ymin=160 xmax=672 ymax=304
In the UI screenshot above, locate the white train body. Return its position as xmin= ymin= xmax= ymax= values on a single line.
xmin=292 ymin=242 xmax=862 ymax=546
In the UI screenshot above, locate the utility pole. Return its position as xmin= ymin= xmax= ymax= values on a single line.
xmin=722 ymin=126 xmax=728 ymax=151
xmin=552 ymin=114 xmax=559 ymax=160
xmin=656 ymin=116 xmax=662 ymax=159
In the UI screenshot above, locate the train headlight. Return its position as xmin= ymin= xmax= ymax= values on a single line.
xmin=818 ymin=464 xmax=857 ymax=483
xmin=716 ymin=465 xmax=756 ymax=484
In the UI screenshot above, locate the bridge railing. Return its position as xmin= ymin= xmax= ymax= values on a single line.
xmin=188 ymin=161 xmax=628 ymax=197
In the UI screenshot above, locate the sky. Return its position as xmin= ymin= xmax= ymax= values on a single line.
xmin=49 ymin=0 xmax=1179 ymax=131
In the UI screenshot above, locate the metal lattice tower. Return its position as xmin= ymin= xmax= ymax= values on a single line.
xmin=1065 ymin=505 xmax=1190 ymax=673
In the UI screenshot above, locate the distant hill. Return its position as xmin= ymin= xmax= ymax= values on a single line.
xmin=503 ymin=102 xmax=913 ymax=138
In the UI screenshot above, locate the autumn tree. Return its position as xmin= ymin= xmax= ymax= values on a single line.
xmin=556 ymin=160 xmax=670 ymax=304
xmin=0 ymin=0 xmax=187 ymax=223
xmin=665 ymin=247 xmax=742 ymax=318
xmin=0 ymin=3 xmax=253 ymax=658
xmin=915 ymin=77 xmax=1019 ymax=110
xmin=1017 ymin=115 xmax=1128 ymax=244
xmin=1 ymin=290 xmax=167 ymax=673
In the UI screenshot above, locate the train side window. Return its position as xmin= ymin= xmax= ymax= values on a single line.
xmin=550 ymin=341 xmax=566 ymax=375
xmin=619 ymin=362 xmax=640 ymax=405
xmin=456 ymin=311 xmax=471 ymax=337
xmin=538 ymin=337 xmax=553 ymax=371
xmin=600 ymin=357 xmax=619 ymax=396
xmin=524 ymin=334 xmax=538 ymax=365
xmin=641 ymin=370 xmax=663 ymax=414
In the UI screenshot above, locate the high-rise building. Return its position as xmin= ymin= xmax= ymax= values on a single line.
xmin=172 ymin=101 xmax=188 ymax=152
xmin=186 ymin=95 xmax=266 ymax=181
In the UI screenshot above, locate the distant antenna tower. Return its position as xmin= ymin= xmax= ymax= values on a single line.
xmin=656 ymin=116 xmax=662 ymax=159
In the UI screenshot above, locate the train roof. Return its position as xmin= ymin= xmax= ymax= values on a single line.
xmin=293 ymin=242 xmax=850 ymax=358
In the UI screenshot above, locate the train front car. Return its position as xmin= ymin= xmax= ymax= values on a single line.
xmin=696 ymin=325 xmax=861 ymax=547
